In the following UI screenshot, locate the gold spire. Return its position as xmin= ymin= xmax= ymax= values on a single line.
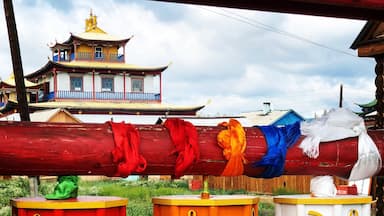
xmin=85 ymin=9 xmax=98 ymax=32
xmin=84 ymin=10 xmax=107 ymax=34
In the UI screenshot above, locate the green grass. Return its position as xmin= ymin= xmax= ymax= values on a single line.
xmin=0 ymin=177 xmax=275 ymax=216
xmin=0 ymin=177 xmax=30 ymax=216
xmin=272 ymin=187 xmax=301 ymax=196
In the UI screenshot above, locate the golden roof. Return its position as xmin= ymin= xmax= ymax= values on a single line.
xmin=71 ymin=11 xmax=127 ymax=42
xmin=73 ymin=32 xmax=126 ymax=41
xmin=0 ymin=108 xmax=82 ymax=123
xmin=2 ymin=74 xmax=39 ymax=88
xmin=58 ymin=61 xmax=169 ymax=71
xmin=29 ymin=101 xmax=204 ymax=111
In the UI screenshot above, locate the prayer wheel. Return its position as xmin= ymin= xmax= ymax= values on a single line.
xmin=274 ymin=195 xmax=372 ymax=216
xmin=152 ymin=195 xmax=259 ymax=216
xmin=11 ymin=196 xmax=128 ymax=216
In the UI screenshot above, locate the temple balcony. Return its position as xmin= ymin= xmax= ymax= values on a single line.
xmin=47 ymin=90 xmax=160 ymax=102
xmin=52 ymin=52 xmax=124 ymax=62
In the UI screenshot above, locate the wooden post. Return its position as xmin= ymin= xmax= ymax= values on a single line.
xmin=375 ymin=55 xmax=384 ymax=129
xmin=339 ymin=84 xmax=343 ymax=108
xmin=3 ymin=0 xmax=38 ymax=197
xmin=374 ymin=56 xmax=384 ymax=216
xmin=92 ymin=69 xmax=95 ymax=100
xmin=377 ymin=177 xmax=384 ymax=216
xmin=3 ymin=0 xmax=30 ymax=121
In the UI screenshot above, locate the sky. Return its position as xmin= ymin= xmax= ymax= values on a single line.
xmin=0 ymin=0 xmax=376 ymax=118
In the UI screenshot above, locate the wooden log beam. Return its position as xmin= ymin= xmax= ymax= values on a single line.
xmin=155 ymin=0 xmax=384 ymax=20
xmin=0 ymin=121 xmax=382 ymax=179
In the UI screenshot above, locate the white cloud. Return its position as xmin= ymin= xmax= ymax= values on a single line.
xmin=0 ymin=0 xmax=376 ymax=119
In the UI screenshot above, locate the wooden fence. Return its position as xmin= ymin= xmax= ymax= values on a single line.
xmin=193 ymin=175 xmax=348 ymax=194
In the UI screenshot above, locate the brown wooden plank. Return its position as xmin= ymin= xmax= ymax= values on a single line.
xmin=155 ymin=0 xmax=384 ymax=20
xmin=357 ymin=43 xmax=384 ymax=57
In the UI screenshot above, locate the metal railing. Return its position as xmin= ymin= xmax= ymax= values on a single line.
xmin=53 ymin=91 xmax=160 ymax=101
xmin=77 ymin=52 xmax=92 ymax=60
xmin=53 ymin=52 xmax=124 ymax=62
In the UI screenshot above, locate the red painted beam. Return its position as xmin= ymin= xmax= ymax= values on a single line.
xmin=0 ymin=121 xmax=381 ymax=179
xmin=155 ymin=0 xmax=384 ymax=20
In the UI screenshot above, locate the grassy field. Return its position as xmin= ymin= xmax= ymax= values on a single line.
xmin=0 ymin=177 xmax=275 ymax=216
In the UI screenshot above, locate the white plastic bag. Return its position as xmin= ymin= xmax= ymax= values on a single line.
xmin=300 ymin=108 xmax=361 ymax=158
xmin=349 ymin=124 xmax=382 ymax=180
xmin=300 ymin=108 xmax=382 ymax=181
xmin=310 ymin=176 xmax=336 ymax=197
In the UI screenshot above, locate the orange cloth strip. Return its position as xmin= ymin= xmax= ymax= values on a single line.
xmin=217 ymin=119 xmax=247 ymax=176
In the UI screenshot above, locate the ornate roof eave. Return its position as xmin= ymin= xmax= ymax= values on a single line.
xmin=25 ymin=61 xmax=56 ymax=79
xmin=62 ymin=33 xmax=132 ymax=45
xmin=350 ymin=21 xmax=380 ymax=50
xmin=1 ymin=100 xmax=205 ymax=116
xmin=355 ymin=99 xmax=377 ymax=108
xmin=1 ymin=74 xmax=41 ymax=88
xmin=25 ymin=61 xmax=170 ymax=80
xmin=49 ymin=42 xmax=72 ymax=51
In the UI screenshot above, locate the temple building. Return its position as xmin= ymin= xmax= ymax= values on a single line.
xmin=0 ymin=74 xmax=41 ymax=106
xmin=0 ymin=12 xmax=204 ymax=117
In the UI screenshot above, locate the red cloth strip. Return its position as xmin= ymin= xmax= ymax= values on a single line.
xmin=164 ymin=118 xmax=200 ymax=178
xmin=109 ymin=122 xmax=147 ymax=177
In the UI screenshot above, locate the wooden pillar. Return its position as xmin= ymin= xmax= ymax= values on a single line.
xmin=123 ymin=72 xmax=126 ymax=100
xmin=374 ymin=55 xmax=384 ymax=216
xmin=3 ymin=0 xmax=30 ymax=121
xmin=375 ymin=55 xmax=384 ymax=129
xmin=123 ymin=46 xmax=126 ymax=63
xmin=376 ymin=176 xmax=384 ymax=216
xmin=92 ymin=69 xmax=95 ymax=100
xmin=53 ymin=68 xmax=57 ymax=99
xmin=160 ymin=73 xmax=162 ymax=103
xmin=74 ymin=43 xmax=77 ymax=60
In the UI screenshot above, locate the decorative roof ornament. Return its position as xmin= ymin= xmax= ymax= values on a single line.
xmin=84 ymin=10 xmax=106 ymax=34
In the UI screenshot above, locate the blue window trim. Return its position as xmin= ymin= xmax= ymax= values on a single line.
xmin=70 ymin=76 xmax=83 ymax=92
xmin=101 ymin=77 xmax=114 ymax=92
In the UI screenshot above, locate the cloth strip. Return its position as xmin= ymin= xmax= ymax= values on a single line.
xmin=253 ymin=121 xmax=301 ymax=178
xmin=164 ymin=118 xmax=199 ymax=178
xmin=109 ymin=122 xmax=147 ymax=177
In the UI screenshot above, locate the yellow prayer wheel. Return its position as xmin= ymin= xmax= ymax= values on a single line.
xmin=152 ymin=195 xmax=259 ymax=216
xmin=11 ymin=196 xmax=128 ymax=216
xmin=274 ymin=195 xmax=372 ymax=216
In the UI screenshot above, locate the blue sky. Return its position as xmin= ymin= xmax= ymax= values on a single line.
xmin=0 ymin=0 xmax=375 ymax=118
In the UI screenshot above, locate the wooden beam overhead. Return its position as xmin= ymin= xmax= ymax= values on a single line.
xmin=155 ymin=0 xmax=384 ymax=20
xmin=357 ymin=43 xmax=384 ymax=57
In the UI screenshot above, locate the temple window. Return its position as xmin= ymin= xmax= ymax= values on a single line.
xmin=70 ymin=76 xmax=83 ymax=91
xmin=101 ymin=77 xmax=114 ymax=92
xmin=95 ymin=47 xmax=103 ymax=59
xmin=131 ymin=77 xmax=144 ymax=93
xmin=60 ymin=50 xmax=69 ymax=61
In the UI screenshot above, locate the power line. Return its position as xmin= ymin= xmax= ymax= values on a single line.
xmin=197 ymin=6 xmax=357 ymax=57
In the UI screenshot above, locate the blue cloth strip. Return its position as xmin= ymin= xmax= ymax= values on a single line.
xmin=252 ymin=121 xmax=301 ymax=178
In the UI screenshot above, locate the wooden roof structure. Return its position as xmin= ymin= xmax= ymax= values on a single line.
xmin=51 ymin=11 xmax=131 ymax=48
xmin=25 ymin=60 xmax=169 ymax=80
xmin=155 ymin=0 xmax=384 ymax=20
xmin=0 ymin=74 xmax=40 ymax=89
xmin=0 ymin=100 xmax=205 ymax=116
xmin=0 ymin=108 xmax=82 ymax=123
xmin=350 ymin=21 xmax=384 ymax=57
